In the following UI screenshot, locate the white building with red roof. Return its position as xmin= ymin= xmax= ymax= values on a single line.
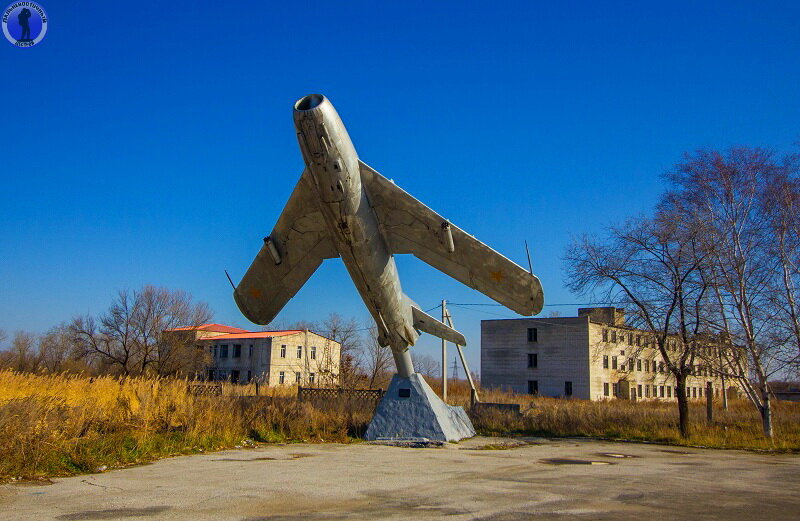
xmin=169 ymin=324 xmax=341 ymax=386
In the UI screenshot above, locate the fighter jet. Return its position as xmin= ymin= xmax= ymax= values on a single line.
xmin=234 ymin=94 xmax=544 ymax=378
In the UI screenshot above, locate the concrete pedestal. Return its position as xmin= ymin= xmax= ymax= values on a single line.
xmin=364 ymin=373 xmax=476 ymax=442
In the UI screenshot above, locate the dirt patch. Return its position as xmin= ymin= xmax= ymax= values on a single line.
xmin=56 ymin=506 xmax=170 ymax=519
xmin=539 ymin=458 xmax=614 ymax=465
xmin=288 ymin=453 xmax=315 ymax=459
xmin=595 ymin=452 xmax=638 ymax=459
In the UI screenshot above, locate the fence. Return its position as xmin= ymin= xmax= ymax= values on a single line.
xmin=297 ymin=387 xmax=385 ymax=403
xmin=188 ymin=382 xmax=223 ymax=396
xmin=472 ymin=402 xmax=522 ymax=416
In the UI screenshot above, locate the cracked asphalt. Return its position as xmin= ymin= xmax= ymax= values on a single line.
xmin=1 ymin=437 xmax=798 ymax=520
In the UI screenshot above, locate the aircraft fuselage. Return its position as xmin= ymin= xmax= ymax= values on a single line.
xmin=292 ymin=94 xmax=417 ymax=376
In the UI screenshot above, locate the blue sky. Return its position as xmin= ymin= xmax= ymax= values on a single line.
xmin=1 ymin=1 xmax=799 ymax=372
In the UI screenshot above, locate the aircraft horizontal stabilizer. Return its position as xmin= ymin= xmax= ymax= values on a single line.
xmin=410 ymin=305 xmax=467 ymax=346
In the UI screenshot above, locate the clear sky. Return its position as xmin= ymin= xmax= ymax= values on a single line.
xmin=1 ymin=1 xmax=799 ymax=373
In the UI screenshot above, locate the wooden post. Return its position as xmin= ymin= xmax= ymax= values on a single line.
xmin=706 ymin=381 xmax=713 ymax=423
xmin=441 ymin=299 xmax=447 ymax=402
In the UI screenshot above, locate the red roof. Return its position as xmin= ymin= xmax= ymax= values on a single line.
xmin=200 ymin=330 xmax=303 ymax=340
xmin=168 ymin=323 xmax=251 ymax=334
xmin=167 ymin=324 xmax=320 ymax=341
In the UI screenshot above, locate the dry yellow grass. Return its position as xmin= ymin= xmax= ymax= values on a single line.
xmin=1 ymin=371 xmax=798 ymax=482
xmin=0 ymin=370 xmax=372 ymax=482
xmin=441 ymin=379 xmax=800 ymax=451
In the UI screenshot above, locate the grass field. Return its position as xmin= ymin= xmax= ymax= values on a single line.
xmin=1 ymin=370 xmax=798 ymax=482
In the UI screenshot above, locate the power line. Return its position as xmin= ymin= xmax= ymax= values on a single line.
xmin=449 ymin=301 xmax=634 ymax=308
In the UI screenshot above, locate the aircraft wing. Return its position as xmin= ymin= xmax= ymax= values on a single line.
xmin=359 ymin=160 xmax=544 ymax=316
xmin=234 ymin=170 xmax=338 ymax=324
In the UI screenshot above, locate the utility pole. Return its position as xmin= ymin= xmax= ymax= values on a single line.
xmin=441 ymin=299 xmax=447 ymax=402
xmin=441 ymin=300 xmax=480 ymax=404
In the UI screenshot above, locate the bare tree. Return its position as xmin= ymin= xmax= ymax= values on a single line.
xmin=70 ymin=286 xmax=212 ymax=376
xmin=147 ymin=286 xmax=213 ymax=376
xmin=565 ymin=214 xmax=711 ymax=437
xmin=361 ymin=326 xmax=393 ymax=388
xmin=665 ymin=146 xmax=799 ymax=438
xmin=762 ymin=166 xmax=800 ymax=374
xmin=37 ymin=324 xmax=77 ymax=373
xmin=70 ymin=291 xmax=138 ymax=375
xmin=411 ymin=352 xmax=440 ymax=379
xmin=320 ymin=313 xmax=363 ymax=387
xmin=0 ymin=331 xmax=40 ymax=372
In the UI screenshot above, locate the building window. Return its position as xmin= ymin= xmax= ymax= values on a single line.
xmin=527 ymin=353 xmax=538 ymax=368
xmin=233 ymin=344 xmax=241 ymax=358
xmin=311 ymin=346 xmax=317 ymax=360
xmin=603 ymin=382 xmax=609 ymax=397
xmin=295 ymin=372 xmax=301 ymax=383
xmin=636 ymin=359 xmax=642 ymax=371
xmin=628 ymin=359 xmax=635 ymax=371
xmin=209 ymin=346 xmax=215 ymax=358
xmin=309 ymin=373 xmax=315 ymax=384
xmin=564 ymin=381 xmax=573 ymax=397
xmin=220 ymin=345 xmax=229 ymax=358
xmin=644 ymin=360 xmax=649 ymax=372
xmin=279 ymin=371 xmax=285 ymax=384
xmin=603 ymin=355 xmax=609 ymax=369
xmin=297 ymin=346 xmax=303 ymax=358
xmin=612 ymin=356 xmax=618 ymax=369
xmin=207 ymin=369 xmax=215 ymax=381
xmin=667 ymin=386 xmax=672 ymax=398
xmin=603 ymin=329 xmax=608 ymax=342
xmin=637 ymin=384 xmax=642 ymax=398
xmin=527 ymin=328 xmax=538 ymax=342
xmin=645 ymin=385 xmax=650 ymax=398
xmin=280 ymin=345 xmax=286 ymax=358
xmin=660 ymin=385 xmax=665 ymax=398
xmin=249 ymin=345 xmax=253 ymax=358
xmin=692 ymin=387 xmax=697 ymax=398
xmin=611 ymin=331 xmax=617 ymax=343
xmin=612 ymin=382 xmax=619 ymax=397
xmin=636 ymin=335 xmax=641 ymax=346
xmin=527 ymin=380 xmax=538 ymax=395
xmin=247 ymin=370 xmax=252 ymax=382
xmin=699 ymin=386 xmax=703 ymax=398
xmin=231 ymin=370 xmax=240 ymax=383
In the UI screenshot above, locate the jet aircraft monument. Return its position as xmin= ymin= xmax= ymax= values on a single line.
xmin=234 ymin=94 xmax=544 ymax=441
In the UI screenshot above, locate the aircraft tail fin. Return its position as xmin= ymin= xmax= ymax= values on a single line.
xmin=410 ymin=304 xmax=467 ymax=346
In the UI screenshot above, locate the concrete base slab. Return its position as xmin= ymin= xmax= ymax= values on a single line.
xmin=364 ymin=373 xmax=475 ymax=442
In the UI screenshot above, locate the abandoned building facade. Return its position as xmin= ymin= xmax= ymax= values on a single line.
xmin=170 ymin=324 xmax=341 ymax=386
xmin=481 ymin=308 xmax=740 ymax=401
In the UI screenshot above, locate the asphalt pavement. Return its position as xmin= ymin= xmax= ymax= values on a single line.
xmin=1 ymin=437 xmax=797 ymax=520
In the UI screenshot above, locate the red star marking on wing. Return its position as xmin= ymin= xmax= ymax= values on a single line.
xmin=249 ymin=288 xmax=263 ymax=299
xmin=490 ymin=270 xmax=505 ymax=282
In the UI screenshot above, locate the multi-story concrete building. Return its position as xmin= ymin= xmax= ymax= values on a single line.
xmin=169 ymin=324 xmax=341 ymax=386
xmin=481 ymin=308 xmax=739 ymax=401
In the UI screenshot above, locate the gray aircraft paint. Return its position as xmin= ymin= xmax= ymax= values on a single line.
xmin=234 ymin=94 xmax=544 ymax=379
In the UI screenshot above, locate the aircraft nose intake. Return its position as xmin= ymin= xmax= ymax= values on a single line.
xmin=294 ymin=94 xmax=325 ymax=111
